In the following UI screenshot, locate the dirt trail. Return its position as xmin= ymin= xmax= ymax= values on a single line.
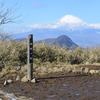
xmin=0 ymin=73 xmax=100 ymax=100
xmin=0 ymin=65 xmax=100 ymax=100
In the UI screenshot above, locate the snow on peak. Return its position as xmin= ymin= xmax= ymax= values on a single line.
xmin=56 ymin=15 xmax=85 ymax=24
xmin=27 ymin=15 xmax=90 ymax=30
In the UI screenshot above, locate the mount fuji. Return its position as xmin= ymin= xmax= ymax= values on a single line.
xmin=56 ymin=15 xmax=84 ymax=23
xmin=13 ymin=15 xmax=100 ymax=47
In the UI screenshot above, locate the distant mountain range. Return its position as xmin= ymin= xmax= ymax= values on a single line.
xmin=14 ymin=35 xmax=78 ymax=49
xmin=36 ymin=35 xmax=78 ymax=48
xmin=13 ymin=28 xmax=100 ymax=47
xmin=12 ymin=15 xmax=100 ymax=47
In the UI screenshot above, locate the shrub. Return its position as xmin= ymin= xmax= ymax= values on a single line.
xmin=0 ymin=40 xmax=27 ymax=67
xmin=1 ymin=40 xmax=100 ymax=69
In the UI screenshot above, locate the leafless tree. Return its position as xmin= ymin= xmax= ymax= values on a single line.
xmin=0 ymin=1 xmax=22 ymax=42
xmin=0 ymin=2 xmax=21 ymax=25
xmin=0 ymin=28 xmax=12 ymax=42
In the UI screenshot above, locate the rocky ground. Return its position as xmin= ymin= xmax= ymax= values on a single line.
xmin=0 ymin=64 xmax=100 ymax=100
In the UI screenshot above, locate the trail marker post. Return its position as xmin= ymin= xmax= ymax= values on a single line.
xmin=27 ymin=34 xmax=33 ymax=81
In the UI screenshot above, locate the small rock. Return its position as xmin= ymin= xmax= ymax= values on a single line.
xmin=95 ymin=70 xmax=100 ymax=75
xmin=65 ymin=66 xmax=72 ymax=73
xmin=52 ymin=67 xmax=59 ymax=73
xmin=90 ymin=70 xmax=99 ymax=75
xmin=89 ymin=70 xmax=96 ymax=75
xmin=48 ymin=68 xmax=53 ymax=73
xmin=4 ymin=80 xmax=13 ymax=85
xmin=59 ymin=67 xmax=65 ymax=72
xmin=4 ymin=80 xmax=8 ymax=85
xmin=31 ymin=78 xmax=36 ymax=83
xmin=83 ymin=67 xmax=90 ymax=74
xmin=16 ymin=76 xmax=21 ymax=81
xmin=7 ymin=80 xmax=13 ymax=84
xmin=21 ymin=76 xmax=29 ymax=82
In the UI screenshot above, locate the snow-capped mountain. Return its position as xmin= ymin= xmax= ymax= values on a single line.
xmin=55 ymin=15 xmax=85 ymax=24
xmin=54 ymin=15 xmax=89 ymax=30
xmin=26 ymin=15 xmax=90 ymax=29
xmin=13 ymin=15 xmax=100 ymax=47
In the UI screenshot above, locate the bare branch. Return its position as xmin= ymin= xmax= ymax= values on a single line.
xmin=0 ymin=2 xmax=22 ymax=25
xmin=0 ymin=28 xmax=11 ymax=42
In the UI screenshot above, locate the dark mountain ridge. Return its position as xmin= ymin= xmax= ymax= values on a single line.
xmin=13 ymin=28 xmax=100 ymax=47
xmin=14 ymin=35 xmax=78 ymax=49
xmin=36 ymin=35 xmax=78 ymax=49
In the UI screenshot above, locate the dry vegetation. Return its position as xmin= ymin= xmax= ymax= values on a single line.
xmin=0 ymin=40 xmax=100 ymax=70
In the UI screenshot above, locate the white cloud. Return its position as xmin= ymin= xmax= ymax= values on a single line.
xmin=26 ymin=22 xmax=58 ymax=29
xmin=26 ymin=15 xmax=100 ymax=30
xmin=90 ymin=23 xmax=100 ymax=29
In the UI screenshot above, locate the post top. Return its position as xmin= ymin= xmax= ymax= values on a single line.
xmin=28 ymin=34 xmax=33 ymax=39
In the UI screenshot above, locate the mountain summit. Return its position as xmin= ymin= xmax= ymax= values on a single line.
xmin=26 ymin=15 xmax=88 ymax=29
xmin=54 ymin=35 xmax=78 ymax=48
xmin=53 ymin=15 xmax=88 ymax=29
xmin=37 ymin=35 xmax=78 ymax=49
xmin=56 ymin=15 xmax=86 ymax=24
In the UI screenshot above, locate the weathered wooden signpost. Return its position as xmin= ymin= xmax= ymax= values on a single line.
xmin=27 ymin=34 xmax=33 ymax=81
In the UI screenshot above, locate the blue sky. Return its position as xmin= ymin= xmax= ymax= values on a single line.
xmin=1 ymin=0 xmax=100 ymax=33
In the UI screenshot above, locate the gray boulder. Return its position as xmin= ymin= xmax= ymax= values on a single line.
xmin=21 ymin=76 xmax=29 ymax=82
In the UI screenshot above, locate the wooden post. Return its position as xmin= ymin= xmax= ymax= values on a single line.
xmin=27 ymin=34 xmax=33 ymax=81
